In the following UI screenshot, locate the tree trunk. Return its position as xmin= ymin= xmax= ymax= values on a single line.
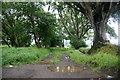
xmin=34 ymin=32 xmax=40 ymax=48
xmin=100 ymin=20 xmax=108 ymax=41
xmin=88 ymin=20 xmax=107 ymax=54
xmin=29 ymin=14 xmax=40 ymax=48
xmin=10 ymin=37 xmax=17 ymax=47
xmin=11 ymin=40 xmax=15 ymax=47
xmin=2 ymin=38 xmax=10 ymax=47
xmin=62 ymin=39 xmax=64 ymax=47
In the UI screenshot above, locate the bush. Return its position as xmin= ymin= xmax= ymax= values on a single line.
xmin=70 ymin=39 xmax=87 ymax=49
xmin=30 ymin=44 xmax=36 ymax=47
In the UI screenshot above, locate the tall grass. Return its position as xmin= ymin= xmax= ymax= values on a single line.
xmin=2 ymin=44 xmax=119 ymax=73
xmin=2 ymin=47 xmax=51 ymax=66
xmin=49 ymin=47 xmax=80 ymax=62
xmin=1 ymin=46 xmax=78 ymax=67
xmin=69 ymin=45 xmax=119 ymax=72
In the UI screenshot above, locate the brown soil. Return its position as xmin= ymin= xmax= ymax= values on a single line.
xmin=2 ymin=53 xmax=106 ymax=78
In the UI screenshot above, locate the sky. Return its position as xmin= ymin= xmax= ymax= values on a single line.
xmin=107 ymin=18 xmax=118 ymax=45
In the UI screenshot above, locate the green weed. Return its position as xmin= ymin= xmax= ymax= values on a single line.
xmin=49 ymin=47 xmax=77 ymax=62
xmin=69 ymin=45 xmax=119 ymax=72
xmin=2 ymin=47 xmax=51 ymax=66
xmin=1 ymin=46 xmax=77 ymax=67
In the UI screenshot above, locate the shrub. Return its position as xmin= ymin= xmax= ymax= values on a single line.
xmin=70 ymin=39 xmax=87 ymax=49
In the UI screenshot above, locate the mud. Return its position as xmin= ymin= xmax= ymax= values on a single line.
xmin=35 ymin=62 xmax=54 ymax=65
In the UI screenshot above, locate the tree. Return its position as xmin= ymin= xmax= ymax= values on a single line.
xmin=2 ymin=2 xmax=31 ymax=47
xmin=37 ymin=12 xmax=59 ymax=47
xmin=20 ymin=2 xmax=59 ymax=48
xmin=111 ymin=2 xmax=120 ymax=21
xmin=17 ymin=2 xmax=44 ymax=48
xmin=67 ymin=2 xmax=120 ymax=53
xmin=49 ymin=2 xmax=92 ymax=48
xmin=2 ymin=2 xmax=59 ymax=48
xmin=106 ymin=24 xmax=117 ymax=38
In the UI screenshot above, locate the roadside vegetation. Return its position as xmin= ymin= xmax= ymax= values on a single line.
xmin=1 ymin=46 xmax=77 ymax=67
xmin=2 ymin=44 xmax=119 ymax=72
xmin=1 ymin=44 xmax=119 ymax=77
xmin=2 ymin=46 xmax=50 ymax=67
xmin=69 ymin=44 xmax=119 ymax=76
xmin=49 ymin=47 xmax=80 ymax=62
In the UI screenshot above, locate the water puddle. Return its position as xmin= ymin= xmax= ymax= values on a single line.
xmin=35 ymin=62 xmax=54 ymax=65
xmin=106 ymin=75 xmax=114 ymax=78
xmin=9 ymin=65 xmax=14 ymax=68
xmin=48 ymin=66 xmax=84 ymax=72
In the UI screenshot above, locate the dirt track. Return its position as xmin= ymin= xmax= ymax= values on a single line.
xmin=2 ymin=53 xmax=103 ymax=78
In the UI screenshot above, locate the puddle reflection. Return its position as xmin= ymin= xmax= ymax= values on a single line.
xmin=48 ymin=66 xmax=83 ymax=72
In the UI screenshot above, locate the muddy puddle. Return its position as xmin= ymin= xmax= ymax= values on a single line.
xmin=34 ymin=62 xmax=54 ymax=65
xmin=48 ymin=66 xmax=84 ymax=72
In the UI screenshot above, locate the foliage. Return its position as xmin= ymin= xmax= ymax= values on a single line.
xmin=69 ymin=45 xmax=119 ymax=72
xmin=2 ymin=2 xmax=61 ymax=48
xmin=70 ymin=38 xmax=87 ymax=49
xmin=49 ymin=2 xmax=92 ymax=47
xmin=2 ymin=2 xmax=32 ymax=47
xmin=79 ymin=47 xmax=90 ymax=53
xmin=70 ymin=52 xmax=119 ymax=72
xmin=92 ymin=44 xmax=118 ymax=55
xmin=50 ymin=36 xmax=63 ymax=47
xmin=105 ymin=24 xmax=117 ymax=38
xmin=111 ymin=3 xmax=120 ymax=22
xmin=37 ymin=12 xmax=58 ymax=47
xmin=67 ymin=2 xmax=120 ymax=51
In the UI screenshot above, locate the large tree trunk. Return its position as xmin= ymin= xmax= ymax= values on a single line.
xmin=92 ymin=21 xmax=105 ymax=49
xmin=71 ymin=2 xmax=119 ymax=54
xmin=88 ymin=19 xmax=108 ymax=54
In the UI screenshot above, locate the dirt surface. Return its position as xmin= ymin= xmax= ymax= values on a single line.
xmin=2 ymin=53 xmax=104 ymax=78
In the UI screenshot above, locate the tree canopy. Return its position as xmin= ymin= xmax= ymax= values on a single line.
xmin=2 ymin=2 xmax=119 ymax=52
xmin=2 ymin=2 xmax=62 ymax=47
xmin=66 ymin=2 xmax=120 ymax=53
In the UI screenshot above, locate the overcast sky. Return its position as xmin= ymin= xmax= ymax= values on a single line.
xmin=107 ymin=18 xmax=118 ymax=45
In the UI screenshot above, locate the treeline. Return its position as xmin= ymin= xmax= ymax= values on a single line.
xmin=2 ymin=2 xmax=119 ymax=51
xmin=2 ymin=2 xmax=63 ymax=48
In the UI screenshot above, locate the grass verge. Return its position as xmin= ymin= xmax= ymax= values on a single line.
xmin=69 ymin=45 xmax=119 ymax=76
xmin=2 ymin=47 xmax=51 ymax=67
xmin=49 ymin=47 xmax=80 ymax=62
xmin=1 ymin=46 xmax=78 ymax=67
